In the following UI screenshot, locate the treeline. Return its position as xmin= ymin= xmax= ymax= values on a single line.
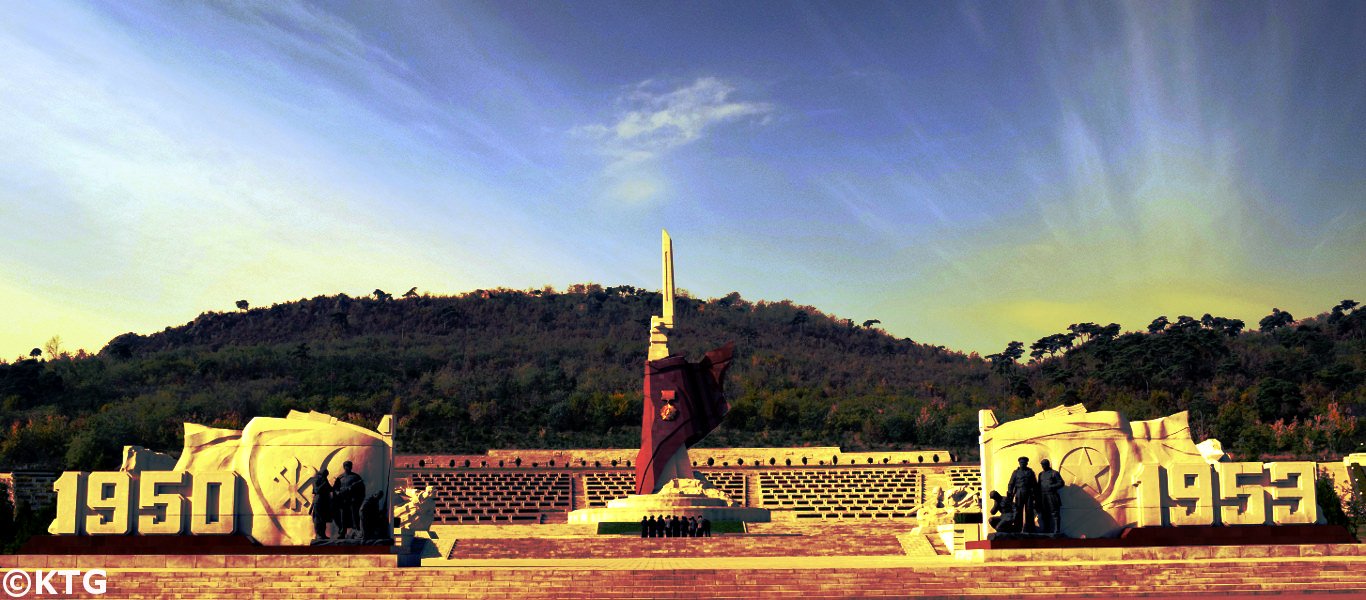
xmin=984 ymin=302 xmax=1364 ymax=459
xmin=0 ymin=287 xmax=1361 ymax=470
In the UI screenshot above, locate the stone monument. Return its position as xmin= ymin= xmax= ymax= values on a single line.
xmin=979 ymin=404 xmax=1322 ymax=540
xmin=48 ymin=410 xmax=397 ymax=546
xmin=568 ymin=230 xmax=768 ymax=526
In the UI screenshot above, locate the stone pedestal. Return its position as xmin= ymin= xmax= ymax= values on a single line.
xmin=937 ymin=523 xmax=982 ymax=553
xmin=567 ymin=478 xmax=770 ymax=524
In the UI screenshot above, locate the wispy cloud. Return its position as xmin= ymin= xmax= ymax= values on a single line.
xmin=578 ymin=77 xmax=773 ymax=169
xmin=573 ymin=77 xmax=772 ymax=206
xmin=211 ymin=0 xmax=412 ymax=78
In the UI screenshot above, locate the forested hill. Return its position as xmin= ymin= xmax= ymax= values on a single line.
xmin=1 ymin=286 xmax=1362 ymax=470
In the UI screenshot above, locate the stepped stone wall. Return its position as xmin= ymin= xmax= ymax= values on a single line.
xmin=402 ymin=470 xmax=570 ymax=523
xmin=396 ymin=461 xmax=969 ymax=525
xmin=395 ymin=447 xmax=969 ymax=526
xmin=757 ymin=468 xmax=926 ymax=519
xmin=397 ymin=447 xmax=955 ymax=470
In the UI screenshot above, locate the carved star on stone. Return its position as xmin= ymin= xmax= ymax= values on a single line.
xmin=1059 ymin=446 xmax=1113 ymax=499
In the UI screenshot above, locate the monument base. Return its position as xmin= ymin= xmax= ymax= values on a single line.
xmin=966 ymin=524 xmax=1355 ymax=550
xmin=594 ymin=520 xmax=748 ymax=535
xmin=20 ymin=534 xmax=394 ymax=555
xmin=567 ymin=478 xmax=770 ymax=525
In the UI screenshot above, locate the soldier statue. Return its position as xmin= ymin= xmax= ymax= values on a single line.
xmin=333 ymin=460 xmax=366 ymax=539
xmin=987 ymin=490 xmax=1018 ymax=532
xmin=1037 ymin=458 xmax=1065 ymax=535
xmin=1006 ymin=456 xmax=1038 ymax=533
xmin=309 ymin=467 xmax=333 ymax=540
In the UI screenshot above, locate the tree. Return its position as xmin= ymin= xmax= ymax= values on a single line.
xmin=1209 ymin=316 xmax=1244 ymax=337
xmin=373 ymin=289 xmax=392 ymax=302
xmin=1068 ymin=323 xmax=1098 ymax=344
xmin=1170 ymin=315 xmax=1200 ymax=333
xmin=1328 ymin=299 xmax=1364 ymax=339
xmin=717 ymin=291 xmax=744 ymax=308
xmin=862 ymin=319 xmax=881 ymax=329
xmin=1096 ymin=323 xmax=1121 ymax=341
xmin=28 ymin=348 xmax=40 ymax=359
xmin=104 ymin=334 xmax=136 ymax=359
xmin=1003 ymin=341 xmax=1025 ymax=363
xmin=403 ymin=287 xmax=419 ymax=299
xmin=1029 ymin=333 xmax=1076 ymax=361
xmin=1329 ymin=299 xmax=1358 ymax=323
xmin=235 ymin=300 xmax=249 ymax=311
xmin=1259 ymin=308 xmax=1294 ymax=332
xmin=43 ymin=336 xmax=63 ymax=360
xmin=986 ymin=341 xmax=1024 ymax=374
xmin=1255 ymin=378 xmax=1304 ymax=423
xmin=1148 ymin=316 xmax=1169 ymax=334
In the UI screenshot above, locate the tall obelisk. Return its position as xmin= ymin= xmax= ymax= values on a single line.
xmin=648 ymin=230 xmax=674 ymax=361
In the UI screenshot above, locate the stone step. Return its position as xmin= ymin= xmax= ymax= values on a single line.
xmin=445 ymin=533 xmax=908 ymax=558
xmin=29 ymin=559 xmax=1366 ymax=599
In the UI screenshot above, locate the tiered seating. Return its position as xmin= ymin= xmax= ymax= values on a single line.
xmin=582 ymin=470 xmax=749 ymax=507
xmin=404 ymin=471 xmax=571 ymax=523
xmin=947 ymin=466 xmax=980 ymax=492
xmin=695 ymin=470 xmax=746 ymax=504
xmin=583 ymin=472 xmax=635 ymax=507
xmin=757 ymin=468 xmax=924 ymax=519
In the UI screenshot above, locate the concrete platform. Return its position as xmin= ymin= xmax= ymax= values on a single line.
xmin=3 ymin=549 xmax=1364 ymax=598
xmin=9 ymin=520 xmax=1364 ymax=598
xmin=566 ymin=479 xmax=770 ymax=525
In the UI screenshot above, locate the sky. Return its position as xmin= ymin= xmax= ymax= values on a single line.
xmin=1 ymin=1 xmax=1363 ymax=359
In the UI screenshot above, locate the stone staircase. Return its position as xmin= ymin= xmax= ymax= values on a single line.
xmin=444 ymin=533 xmax=908 ymax=559
xmin=746 ymin=519 xmax=917 ymax=535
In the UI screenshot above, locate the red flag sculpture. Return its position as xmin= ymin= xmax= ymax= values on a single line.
xmin=634 ymin=342 xmax=735 ymax=495
xmin=562 ymin=231 xmax=767 ymax=526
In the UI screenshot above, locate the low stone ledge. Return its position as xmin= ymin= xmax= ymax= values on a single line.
xmin=0 ymin=554 xmax=395 ymax=569
xmin=955 ymin=542 xmax=1366 ymax=562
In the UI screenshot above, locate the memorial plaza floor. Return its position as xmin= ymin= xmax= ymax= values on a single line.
xmin=6 ymin=527 xmax=1364 ymax=599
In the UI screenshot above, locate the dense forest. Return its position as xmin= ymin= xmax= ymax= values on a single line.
xmin=1 ymin=286 xmax=1362 ymax=470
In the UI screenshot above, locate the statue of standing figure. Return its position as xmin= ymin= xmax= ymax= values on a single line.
xmin=1037 ymin=458 xmax=1064 ymax=535
xmin=333 ymin=460 xmax=366 ymax=539
xmin=1006 ymin=457 xmax=1038 ymax=533
xmin=310 ymin=467 xmax=333 ymax=540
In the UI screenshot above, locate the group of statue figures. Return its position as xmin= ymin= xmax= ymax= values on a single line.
xmin=309 ymin=460 xmax=387 ymax=541
xmin=988 ymin=457 xmax=1066 ymax=535
xmin=640 ymin=514 xmax=712 ymax=538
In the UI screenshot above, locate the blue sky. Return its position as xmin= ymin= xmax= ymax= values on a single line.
xmin=2 ymin=1 xmax=1363 ymax=359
